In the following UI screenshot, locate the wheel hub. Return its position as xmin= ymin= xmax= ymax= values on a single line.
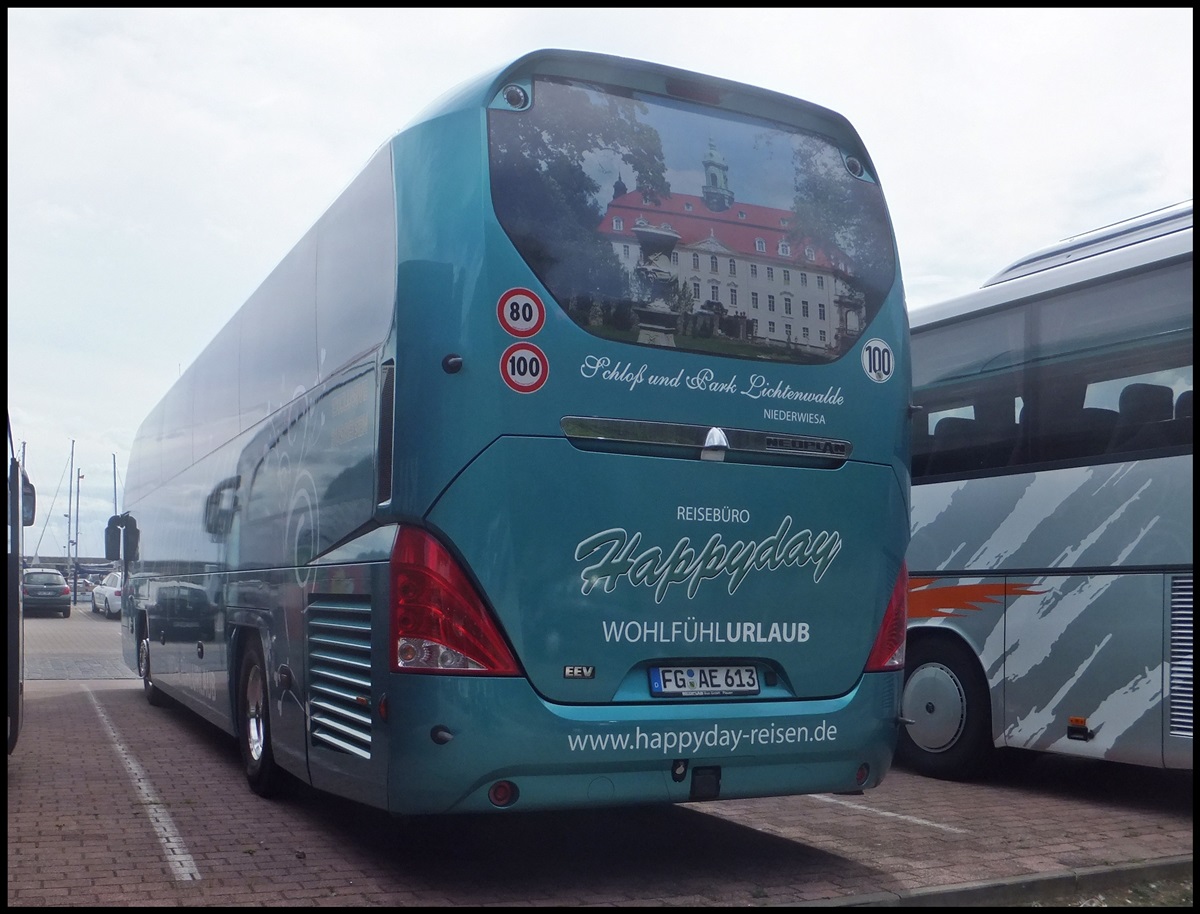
xmin=902 ymin=662 xmax=967 ymax=753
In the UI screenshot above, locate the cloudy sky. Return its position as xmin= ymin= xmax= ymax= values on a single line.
xmin=7 ymin=7 xmax=1193 ymax=559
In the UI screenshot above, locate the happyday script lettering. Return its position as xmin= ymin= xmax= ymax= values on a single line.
xmin=575 ymin=515 xmax=842 ymax=603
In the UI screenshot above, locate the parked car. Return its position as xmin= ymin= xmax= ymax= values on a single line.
xmin=22 ymin=568 xmax=72 ymax=617
xmin=90 ymin=571 xmax=124 ymax=620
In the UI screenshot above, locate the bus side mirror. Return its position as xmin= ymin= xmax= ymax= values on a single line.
xmin=105 ymin=514 xmax=140 ymax=561
xmin=105 ymin=517 xmax=122 ymax=560
xmin=125 ymin=520 xmax=140 ymax=562
xmin=204 ymin=476 xmax=240 ymax=538
xmin=21 ymin=475 xmax=35 ymax=527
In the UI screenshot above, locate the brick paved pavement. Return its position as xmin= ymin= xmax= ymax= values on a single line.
xmin=7 ymin=604 xmax=1193 ymax=906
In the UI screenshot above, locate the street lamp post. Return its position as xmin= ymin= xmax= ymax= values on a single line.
xmin=66 ymin=439 xmax=74 ymax=582
xmin=74 ymin=469 xmax=84 ymax=602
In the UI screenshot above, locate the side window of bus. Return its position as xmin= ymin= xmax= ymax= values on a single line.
xmin=1091 ymin=371 xmax=1193 ymax=457
xmin=912 ymin=363 xmax=1192 ymax=478
xmin=913 ymin=257 xmax=1192 ymax=480
xmin=910 ymin=306 xmax=1024 ymax=480
xmin=1011 ymin=361 xmax=1191 ymax=466
xmin=1173 ymin=389 xmax=1194 ymax=442
xmin=1011 ymin=373 xmax=1117 ymax=465
xmin=1023 ymin=260 xmax=1193 ymax=464
xmin=912 ymin=390 xmax=1021 ymax=478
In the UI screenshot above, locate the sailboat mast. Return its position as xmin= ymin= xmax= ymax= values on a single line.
xmin=66 ymin=439 xmax=74 ymax=567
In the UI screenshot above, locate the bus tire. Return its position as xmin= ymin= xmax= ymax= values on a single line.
xmin=138 ymin=632 xmax=168 ymax=707
xmin=238 ymin=637 xmax=283 ymax=798
xmin=897 ymin=635 xmax=993 ymax=780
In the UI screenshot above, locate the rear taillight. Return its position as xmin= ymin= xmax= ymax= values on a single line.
xmin=389 ymin=527 xmax=520 ymax=675
xmin=864 ymin=562 xmax=907 ymax=672
xmin=60 ymin=585 xmax=71 ymax=595
xmin=114 ymin=589 xmax=122 ymax=597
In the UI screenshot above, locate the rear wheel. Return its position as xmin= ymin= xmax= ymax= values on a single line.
xmin=238 ymin=637 xmax=284 ymax=798
xmin=138 ymin=631 xmax=168 ymax=707
xmin=62 ymin=603 xmax=71 ymax=618
xmin=104 ymin=599 xmax=119 ymax=620
xmin=897 ymin=636 xmax=994 ymax=780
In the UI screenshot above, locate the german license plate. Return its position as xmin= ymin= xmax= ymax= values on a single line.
xmin=649 ymin=665 xmax=759 ymax=697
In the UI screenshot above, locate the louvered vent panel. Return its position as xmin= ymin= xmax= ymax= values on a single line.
xmin=307 ymin=599 xmax=373 ymax=759
xmin=1169 ymin=575 xmax=1193 ymax=739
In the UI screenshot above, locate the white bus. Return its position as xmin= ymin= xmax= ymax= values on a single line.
xmin=900 ymin=201 xmax=1193 ymax=779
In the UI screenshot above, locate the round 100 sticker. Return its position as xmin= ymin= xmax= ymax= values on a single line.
xmin=497 ymin=288 xmax=546 ymax=338
xmin=500 ymin=342 xmax=549 ymax=393
xmin=860 ymin=338 xmax=895 ymax=383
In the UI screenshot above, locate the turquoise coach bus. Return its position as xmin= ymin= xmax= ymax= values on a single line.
xmin=110 ymin=50 xmax=911 ymax=813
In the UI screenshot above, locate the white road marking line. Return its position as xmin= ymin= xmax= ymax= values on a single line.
xmin=85 ymin=688 xmax=202 ymax=881
xmin=809 ymin=792 xmax=970 ymax=834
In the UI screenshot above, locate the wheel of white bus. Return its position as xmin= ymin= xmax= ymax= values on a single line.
xmin=138 ymin=631 xmax=168 ymax=707
xmin=897 ymin=636 xmax=993 ymax=780
xmin=238 ymin=636 xmax=284 ymax=798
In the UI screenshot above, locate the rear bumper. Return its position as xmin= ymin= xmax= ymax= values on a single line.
xmin=382 ymin=669 xmax=902 ymax=814
xmin=23 ymin=598 xmax=71 ymax=612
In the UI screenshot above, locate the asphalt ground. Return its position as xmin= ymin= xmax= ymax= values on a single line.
xmin=7 ymin=600 xmax=1193 ymax=906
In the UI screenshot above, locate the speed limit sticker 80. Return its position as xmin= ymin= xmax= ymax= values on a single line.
xmin=497 ymin=288 xmax=546 ymax=338
xmin=500 ymin=342 xmax=549 ymax=394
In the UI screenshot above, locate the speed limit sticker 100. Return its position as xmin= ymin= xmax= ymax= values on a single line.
xmin=501 ymin=342 xmax=549 ymax=394
xmin=860 ymin=338 xmax=895 ymax=384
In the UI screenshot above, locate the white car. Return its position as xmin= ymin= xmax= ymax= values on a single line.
xmin=90 ymin=571 xmax=124 ymax=620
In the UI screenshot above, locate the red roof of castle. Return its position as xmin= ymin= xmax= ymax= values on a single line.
xmin=599 ymin=190 xmax=850 ymax=273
